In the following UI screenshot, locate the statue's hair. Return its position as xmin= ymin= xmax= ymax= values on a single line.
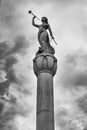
xmin=41 ymin=17 xmax=48 ymax=23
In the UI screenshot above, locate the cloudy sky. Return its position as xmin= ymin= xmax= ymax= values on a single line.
xmin=0 ymin=0 xmax=87 ymax=130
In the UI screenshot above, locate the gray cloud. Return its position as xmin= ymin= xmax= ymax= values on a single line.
xmin=12 ymin=35 xmax=29 ymax=55
xmin=56 ymin=107 xmax=79 ymax=130
xmin=0 ymin=35 xmax=31 ymax=129
xmin=0 ymin=101 xmax=32 ymax=129
xmin=0 ymin=41 xmax=10 ymax=59
xmin=0 ymin=102 xmax=4 ymax=113
xmin=0 ymin=35 xmax=29 ymax=58
xmin=59 ymin=51 xmax=87 ymax=89
xmin=0 ymin=0 xmax=1 ymax=2
xmin=0 ymin=0 xmax=17 ymax=24
xmin=5 ymin=56 xmax=17 ymax=70
xmin=0 ymin=0 xmax=26 ymax=40
xmin=0 ymin=80 xmax=10 ymax=96
xmin=0 ymin=35 xmax=30 ymax=85
xmin=77 ymin=94 xmax=87 ymax=114
xmin=16 ymin=0 xmax=86 ymax=4
xmin=84 ymin=126 xmax=87 ymax=130
xmin=56 ymin=108 xmax=68 ymax=129
xmin=57 ymin=50 xmax=87 ymax=129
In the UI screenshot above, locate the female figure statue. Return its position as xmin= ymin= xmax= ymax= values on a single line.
xmin=32 ymin=16 xmax=55 ymax=54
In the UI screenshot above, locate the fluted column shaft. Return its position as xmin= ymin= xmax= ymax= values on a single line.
xmin=37 ymin=72 xmax=54 ymax=130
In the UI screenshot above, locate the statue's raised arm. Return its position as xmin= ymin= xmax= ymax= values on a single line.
xmin=32 ymin=16 xmax=40 ymax=28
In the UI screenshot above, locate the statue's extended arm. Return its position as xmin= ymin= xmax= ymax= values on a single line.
xmin=48 ymin=24 xmax=54 ymax=39
xmin=32 ymin=16 xmax=39 ymax=28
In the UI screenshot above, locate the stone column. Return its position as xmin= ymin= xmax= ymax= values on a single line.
xmin=33 ymin=53 xmax=57 ymax=130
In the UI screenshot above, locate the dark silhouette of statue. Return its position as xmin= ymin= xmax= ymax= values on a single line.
xmin=32 ymin=16 xmax=55 ymax=55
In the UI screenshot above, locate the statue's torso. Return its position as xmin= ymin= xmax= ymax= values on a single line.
xmin=39 ymin=23 xmax=49 ymax=33
xmin=41 ymin=23 xmax=48 ymax=29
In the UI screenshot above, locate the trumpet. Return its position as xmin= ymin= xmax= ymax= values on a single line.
xmin=28 ymin=10 xmax=40 ymax=20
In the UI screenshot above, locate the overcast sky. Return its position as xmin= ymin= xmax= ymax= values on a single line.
xmin=0 ymin=0 xmax=87 ymax=130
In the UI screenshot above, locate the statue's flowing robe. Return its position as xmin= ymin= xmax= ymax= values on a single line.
xmin=38 ymin=27 xmax=55 ymax=54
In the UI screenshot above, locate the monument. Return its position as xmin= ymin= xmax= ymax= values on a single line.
xmin=29 ymin=10 xmax=57 ymax=130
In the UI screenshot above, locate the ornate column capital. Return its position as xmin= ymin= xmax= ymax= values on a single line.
xmin=33 ymin=53 xmax=57 ymax=76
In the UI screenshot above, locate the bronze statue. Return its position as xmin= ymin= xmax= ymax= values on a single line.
xmin=29 ymin=10 xmax=56 ymax=55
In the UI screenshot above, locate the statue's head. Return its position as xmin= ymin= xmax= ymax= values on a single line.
xmin=41 ymin=17 xmax=48 ymax=23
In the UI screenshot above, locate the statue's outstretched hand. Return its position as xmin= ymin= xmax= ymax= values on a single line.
xmin=33 ymin=16 xmax=36 ymax=19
